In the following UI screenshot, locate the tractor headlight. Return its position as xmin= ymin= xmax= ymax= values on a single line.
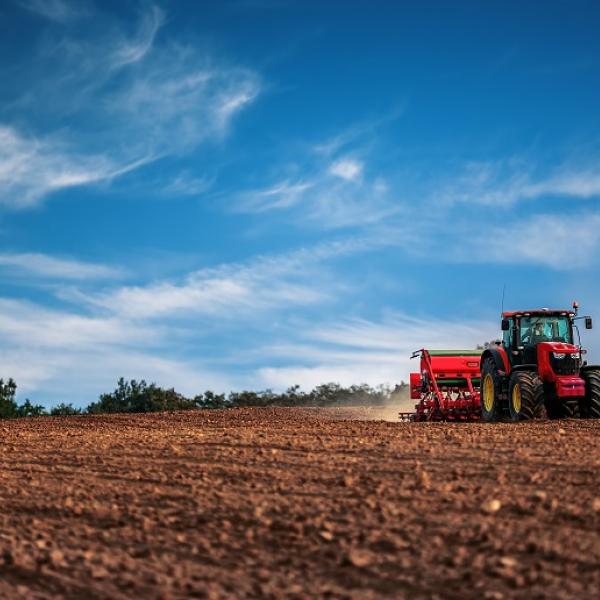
xmin=553 ymin=353 xmax=566 ymax=359
xmin=570 ymin=353 xmax=580 ymax=359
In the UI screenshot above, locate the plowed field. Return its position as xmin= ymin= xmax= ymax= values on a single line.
xmin=1 ymin=408 xmax=599 ymax=599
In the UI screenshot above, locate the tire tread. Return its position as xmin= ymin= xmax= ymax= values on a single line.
xmin=582 ymin=370 xmax=600 ymax=419
xmin=509 ymin=371 xmax=545 ymax=421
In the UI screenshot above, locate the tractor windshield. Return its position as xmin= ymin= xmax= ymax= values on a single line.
xmin=520 ymin=315 xmax=572 ymax=345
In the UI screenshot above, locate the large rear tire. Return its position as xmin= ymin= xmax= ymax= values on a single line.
xmin=481 ymin=358 xmax=503 ymax=422
xmin=508 ymin=371 xmax=545 ymax=421
xmin=581 ymin=368 xmax=600 ymax=419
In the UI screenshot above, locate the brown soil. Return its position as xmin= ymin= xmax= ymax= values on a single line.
xmin=1 ymin=408 xmax=599 ymax=599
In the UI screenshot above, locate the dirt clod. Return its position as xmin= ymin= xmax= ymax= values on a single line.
xmin=482 ymin=499 xmax=502 ymax=514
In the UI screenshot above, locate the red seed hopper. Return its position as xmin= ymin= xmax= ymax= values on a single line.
xmin=401 ymin=349 xmax=482 ymax=421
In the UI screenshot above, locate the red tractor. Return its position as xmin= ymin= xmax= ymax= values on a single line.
xmin=406 ymin=303 xmax=600 ymax=422
xmin=480 ymin=303 xmax=600 ymax=421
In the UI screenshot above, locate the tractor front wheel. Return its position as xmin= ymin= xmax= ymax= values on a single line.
xmin=508 ymin=371 xmax=545 ymax=422
xmin=581 ymin=368 xmax=600 ymax=418
xmin=545 ymin=389 xmax=579 ymax=419
xmin=481 ymin=358 xmax=503 ymax=422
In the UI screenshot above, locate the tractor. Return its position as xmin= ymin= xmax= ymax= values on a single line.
xmin=405 ymin=302 xmax=600 ymax=422
xmin=480 ymin=302 xmax=600 ymax=421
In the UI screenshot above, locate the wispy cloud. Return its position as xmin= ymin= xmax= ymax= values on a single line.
xmin=161 ymin=172 xmax=214 ymax=197
xmin=255 ymin=313 xmax=495 ymax=390
xmin=239 ymin=173 xmax=400 ymax=228
xmin=110 ymin=4 xmax=165 ymax=69
xmin=328 ymin=157 xmax=363 ymax=181
xmin=525 ymin=170 xmax=600 ymax=199
xmin=0 ymin=237 xmax=377 ymax=401
xmin=0 ymin=298 xmax=233 ymax=399
xmin=461 ymin=212 xmax=600 ymax=268
xmin=0 ymin=252 xmax=126 ymax=280
xmin=16 ymin=0 xmax=87 ymax=23
xmin=236 ymin=147 xmax=399 ymax=228
xmin=0 ymin=4 xmax=260 ymax=208
xmin=78 ymin=240 xmax=364 ymax=319
xmin=0 ymin=298 xmax=156 ymax=350
xmin=237 ymin=180 xmax=314 ymax=212
xmin=0 ymin=126 xmax=155 ymax=207
xmin=437 ymin=160 xmax=600 ymax=207
xmin=109 ymin=56 xmax=260 ymax=151
xmin=312 ymin=108 xmax=405 ymax=157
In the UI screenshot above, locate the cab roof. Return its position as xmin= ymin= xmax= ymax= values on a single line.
xmin=502 ymin=309 xmax=575 ymax=318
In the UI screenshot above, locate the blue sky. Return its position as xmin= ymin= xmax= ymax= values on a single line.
xmin=1 ymin=0 xmax=600 ymax=406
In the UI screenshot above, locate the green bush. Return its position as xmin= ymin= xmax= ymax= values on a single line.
xmin=87 ymin=377 xmax=197 ymax=414
xmin=194 ymin=390 xmax=228 ymax=409
xmin=0 ymin=376 xmax=410 ymax=419
xmin=0 ymin=379 xmax=46 ymax=418
xmin=0 ymin=378 xmax=18 ymax=418
xmin=50 ymin=402 xmax=82 ymax=416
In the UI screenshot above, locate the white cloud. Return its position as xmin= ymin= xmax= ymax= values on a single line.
xmin=468 ymin=212 xmax=600 ymax=268
xmin=216 ymin=86 xmax=259 ymax=125
xmin=0 ymin=298 xmax=156 ymax=350
xmin=62 ymin=235 xmax=390 ymax=326
xmin=162 ymin=173 xmax=214 ymax=197
xmin=438 ymin=160 xmax=600 ymax=207
xmin=237 ymin=180 xmax=314 ymax=212
xmin=255 ymin=313 xmax=495 ymax=390
xmin=109 ymin=58 xmax=260 ymax=150
xmin=237 ymin=154 xmax=399 ymax=229
xmin=328 ymin=158 xmax=363 ymax=181
xmin=0 ymin=238 xmax=378 ymax=403
xmin=81 ymin=243 xmax=355 ymax=319
xmin=0 ymin=125 xmax=155 ymax=208
xmin=16 ymin=0 xmax=86 ymax=23
xmin=0 ymin=6 xmax=260 ymax=208
xmin=0 ymin=252 xmax=125 ymax=280
xmin=0 ymin=346 xmax=233 ymax=401
xmin=525 ymin=170 xmax=600 ymax=199
xmin=0 ymin=294 xmax=244 ymax=403
xmin=0 ymin=336 xmax=234 ymax=402
xmin=110 ymin=5 xmax=164 ymax=68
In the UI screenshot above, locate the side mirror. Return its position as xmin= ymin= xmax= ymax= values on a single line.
xmin=585 ymin=317 xmax=593 ymax=330
xmin=501 ymin=319 xmax=510 ymax=331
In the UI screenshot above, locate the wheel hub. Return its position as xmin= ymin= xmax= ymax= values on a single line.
xmin=483 ymin=374 xmax=494 ymax=412
xmin=512 ymin=383 xmax=522 ymax=413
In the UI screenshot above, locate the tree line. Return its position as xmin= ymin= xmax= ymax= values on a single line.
xmin=0 ymin=377 xmax=409 ymax=419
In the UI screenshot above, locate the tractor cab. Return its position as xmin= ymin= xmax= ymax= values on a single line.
xmin=501 ymin=309 xmax=576 ymax=367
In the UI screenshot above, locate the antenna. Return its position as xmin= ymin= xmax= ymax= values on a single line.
xmin=501 ymin=283 xmax=506 ymax=315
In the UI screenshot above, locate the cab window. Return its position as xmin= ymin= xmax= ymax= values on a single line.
xmin=503 ymin=318 xmax=513 ymax=348
xmin=520 ymin=316 xmax=572 ymax=345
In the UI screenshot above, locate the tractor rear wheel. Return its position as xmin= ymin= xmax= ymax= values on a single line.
xmin=508 ymin=371 xmax=545 ymax=421
xmin=481 ymin=358 xmax=503 ymax=422
xmin=581 ymin=368 xmax=600 ymax=418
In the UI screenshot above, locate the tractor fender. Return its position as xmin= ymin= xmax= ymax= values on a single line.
xmin=510 ymin=364 xmax=538 ymax=372
xmin=581 ymin=364 xmax=600 ymax=372
xmin=481 ymin=346 xmax=510 ymax=376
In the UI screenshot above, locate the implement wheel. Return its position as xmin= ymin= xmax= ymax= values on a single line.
xmin=481 ymin=358 xmax=503 ymax=422
xmin=508 ymin=371 xmax=545 ymax=421
xmin=581 ymin=368 xmax=600 ymax=418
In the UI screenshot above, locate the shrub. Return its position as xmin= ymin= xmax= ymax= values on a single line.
xmin=0 ymin=378 xmax=19 ymax=418
xmin=0 ymin=379 xmax=46 ymax=418
xmin=50 ymin=403 xmax=82 ymax=416
xmin=87 ymin=378 xmax=197 ymax=414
